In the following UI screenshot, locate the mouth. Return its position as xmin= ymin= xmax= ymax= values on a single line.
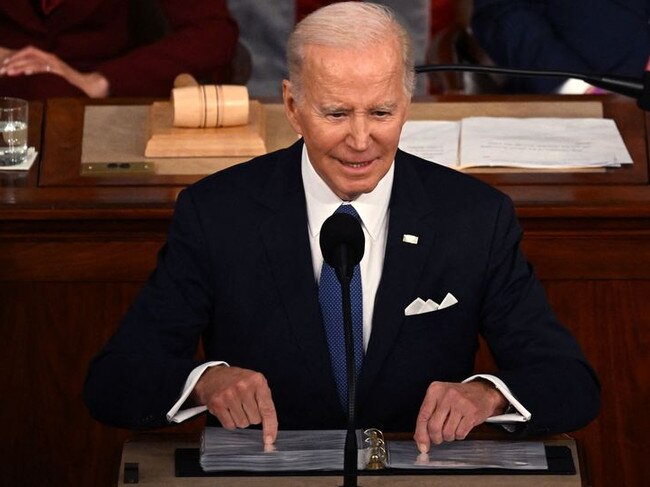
xmin=338 ymin=158 xmax=374 ymax=169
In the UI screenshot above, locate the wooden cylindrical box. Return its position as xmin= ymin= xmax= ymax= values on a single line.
xmin=172 ymin=85 xmax=249 ymax=128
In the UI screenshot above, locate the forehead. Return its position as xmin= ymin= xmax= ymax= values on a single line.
xmin=300 ymin=41 xmax=405 ymax=105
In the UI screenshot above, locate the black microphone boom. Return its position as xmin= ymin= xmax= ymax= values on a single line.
xmin=319 ymin=211 xmax=364 ymax=487
xmin=415 ymin=63 xmax=650 ymax=111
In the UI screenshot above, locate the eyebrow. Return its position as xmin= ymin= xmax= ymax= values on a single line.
xmin=372 ymin=102 xmax=398 ymax=112
xmin=320 ymin=102 xmax=398 ymax=113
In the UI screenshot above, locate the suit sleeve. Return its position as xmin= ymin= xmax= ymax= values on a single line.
xmin=470 ymin=0 xmax=591 ymax=93
xmin=84 ymin=189 xmax=215 ymax=428
xmin=96 ymin=0 xmax=239 ymax=96
xmin=471 ymin=0 xmax=650 ymax=93
xmin=479 ymin=195 xmax=600 ymax=435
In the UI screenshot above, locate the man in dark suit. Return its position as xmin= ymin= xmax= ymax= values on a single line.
xmin=471 ymin=0 xmax=650 ymax=93
xmin=84 ymin=2 xmax=599 ymax=453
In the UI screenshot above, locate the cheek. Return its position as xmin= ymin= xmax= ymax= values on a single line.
xmin=376 ymin=124 xmax=404 ymax=148
xmin=306 ymin=127 xmax=346 ymax=154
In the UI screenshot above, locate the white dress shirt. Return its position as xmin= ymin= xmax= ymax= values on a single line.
xmin=167 ymin=145 xmax=530 ymax=425
xmin=302 ymin=145 xmax=392 ymax=351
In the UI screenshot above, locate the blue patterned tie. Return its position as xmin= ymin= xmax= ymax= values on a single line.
xmin=319 ymin=204 xmax=364 ymax=408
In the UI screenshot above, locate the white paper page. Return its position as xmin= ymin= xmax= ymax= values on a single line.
xmin=388 ymin=440 xmax=548 ymax=470
xmin=200 ymin=428 xmax=549 ymax=472
xmin=459 ymin=117 xmax=633 ymax=169
xmin=200 ymin=428 xmax=367 ymax=472
xmin=399 ymin=120 xmax=460 ymax=168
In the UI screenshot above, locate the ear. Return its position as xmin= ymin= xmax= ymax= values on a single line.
xmin=282 ymin=79 xmax=303 ymax=136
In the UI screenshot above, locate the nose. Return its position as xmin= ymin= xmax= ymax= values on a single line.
xmin=346 ymin=114 xmax=371 ymax=151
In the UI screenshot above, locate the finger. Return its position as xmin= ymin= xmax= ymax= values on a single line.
xmin=441 ymin=408 xmax=463 ymax=442
xmin=257 ymin=388 xmax=278 ymax=445
xmin=1 ymin=58 xmax=35 ymax=76
xmin=225 ymin=396 xmax=251 ymax=429
xmin=3 ymin=48 xmax=55 ymax=74
xmin=241 ymin=396 xmax=262 ymax=426
xmin=212 ymin=386 xmax=250 ymax=429
xmin=2 ymin=57 xmax=45 ymax=76
xmin=210 ymin=407 xmax=236 ymax=430
xmin=238 ymin=373 xmax=268 ymax=427
xmin=414 ymin=397 xmax=436 ymax=453
xmin=455 ymin=415 xmax=475 ymax=441
xmin=7 ymin=45 xmax=47 ymax=61
xmin=427 ymin=400 xmax=451 ymax=446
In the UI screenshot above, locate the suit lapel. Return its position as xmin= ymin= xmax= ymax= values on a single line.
xmin=258 ymin=142 xmax=340 ymax=404
xmin=358 ymin=152 xmax=440 ymax=403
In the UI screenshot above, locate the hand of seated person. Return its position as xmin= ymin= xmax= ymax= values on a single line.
xmin=192 ymin=365 xmax=278 ymax=445
xmin=413 ymin=380 xmax=508 ymax=452
xmin=0 ymin=45 xmax=110 ymax=98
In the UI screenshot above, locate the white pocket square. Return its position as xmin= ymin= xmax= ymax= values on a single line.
xmin=404 ymin=293 xmax=458 ymax=316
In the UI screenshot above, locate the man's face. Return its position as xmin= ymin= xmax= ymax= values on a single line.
xmin=283 ymin=38 xmax=411 ymax=201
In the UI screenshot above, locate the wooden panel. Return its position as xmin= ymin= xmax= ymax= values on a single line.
xmin=544 ymin=281 xmax=650 ymax=487
xmin=521 ymin=228 xmax=650 ymax=280
xmin=0 ymin=281 xmax=205 ymax=487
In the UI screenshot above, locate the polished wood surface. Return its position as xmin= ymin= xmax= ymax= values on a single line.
xmin=1 ymin=95 xmax=649 ymax=487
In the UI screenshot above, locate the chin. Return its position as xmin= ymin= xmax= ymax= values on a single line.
xmin=340 ymin=184 xmax=375 ymax=200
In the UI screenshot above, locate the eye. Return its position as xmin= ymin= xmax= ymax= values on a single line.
xmin=373 ymin=110 xmax=392 ymax=118
xmin=326 ymin=112 xmax=347 ymax=119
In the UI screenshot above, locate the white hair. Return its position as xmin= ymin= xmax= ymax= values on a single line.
xmin=286 ymin=2 xmax=415 ymax=100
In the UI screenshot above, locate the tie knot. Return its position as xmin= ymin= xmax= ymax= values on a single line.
xmin=336 ymin=204 xmax=360 ymax=221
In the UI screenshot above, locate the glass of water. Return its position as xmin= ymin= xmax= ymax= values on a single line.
xmin=0 ymin=97 xmax=28 ymax=166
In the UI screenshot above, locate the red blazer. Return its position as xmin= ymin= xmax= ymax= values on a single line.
xmin=0 ymin=0 xmax=239 ymax=98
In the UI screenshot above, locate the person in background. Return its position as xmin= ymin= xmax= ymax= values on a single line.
xmin=471 ymin=0 xmax=650 ymax=93
xmin=227 ymin=0 xmax=448 ymax=97
xmin=84 ymin=2 xmax=599 ymax=452
xmin=0 ymin=0 xmax=239 ymax=99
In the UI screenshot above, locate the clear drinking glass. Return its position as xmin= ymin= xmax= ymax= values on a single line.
xmin=0 ymin=97 xmax=28 ymax=166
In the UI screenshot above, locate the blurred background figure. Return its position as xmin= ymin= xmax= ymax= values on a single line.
xmin=227 ymin=0 xmax=454 ymax=97
xmin=0 ymin=0 xmax=239 ymax=99
xmin=470 ymin=0 xmax=650 ymax=94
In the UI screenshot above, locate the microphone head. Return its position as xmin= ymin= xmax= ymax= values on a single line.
xmin=320 ymin=212 xmax=365 ymax=279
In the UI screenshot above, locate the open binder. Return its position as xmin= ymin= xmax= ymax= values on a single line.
xmin=175 ymin=427 xmax=575 ymax=477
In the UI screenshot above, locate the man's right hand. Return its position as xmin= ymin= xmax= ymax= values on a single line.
xmin=192 ymin=365 xmax=278 ymax=445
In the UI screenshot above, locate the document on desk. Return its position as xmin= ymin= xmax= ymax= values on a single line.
xmin=459 ymin=117 xmax=633 ymax=169
xmin=398 ymin=120 xmax=460 ymax=168
xmin=199 ymin=427 xmax=548 ymax=472
xmin=398 ymin=117 xmax=633 ymax=170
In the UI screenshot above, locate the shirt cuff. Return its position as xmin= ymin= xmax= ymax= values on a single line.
xmin=557 ymin=78 xmax=593 ymax=94
xmin=166 ymin=361 xmax=229 ymax=423
xmin=463 ymin=373 xmax=531 ymax=423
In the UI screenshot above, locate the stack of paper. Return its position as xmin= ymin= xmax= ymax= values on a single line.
xmin=200 ymin=428 xmax=351 ymax=472
xmin=199 ymin=427 xmax=548 ymax=473
xmin=398 ymin=117 xmax=633 ymax=169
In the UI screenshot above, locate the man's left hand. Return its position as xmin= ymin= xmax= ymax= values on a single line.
xmin=413 ymin=380 xmax=508 ymax=453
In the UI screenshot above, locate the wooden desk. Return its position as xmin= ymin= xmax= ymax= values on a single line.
xmin=1 ymin=95 xmax=648 ymax=487
xmin=117 ymin=436 xmax=582 ymax=487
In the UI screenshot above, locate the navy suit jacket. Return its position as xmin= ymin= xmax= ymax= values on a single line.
xmin=84 ymin=140 xmax=599 ymax=435
xmin=471 ymin=0 xmax=650 ymax=93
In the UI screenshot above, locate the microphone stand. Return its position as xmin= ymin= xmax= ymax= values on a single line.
xmin=336 ymin=245 xmax=359 ymax=487
xmin=415 ymin=63 xmax=650 ymax=111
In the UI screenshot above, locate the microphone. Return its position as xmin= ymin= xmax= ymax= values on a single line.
xmin=320 ymin=212 xmax=365 ymax=284
xmin=320 ymin=211 xmax=364 ymax=487
xmin=415 ymin=63 xmax=650 ymax=111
